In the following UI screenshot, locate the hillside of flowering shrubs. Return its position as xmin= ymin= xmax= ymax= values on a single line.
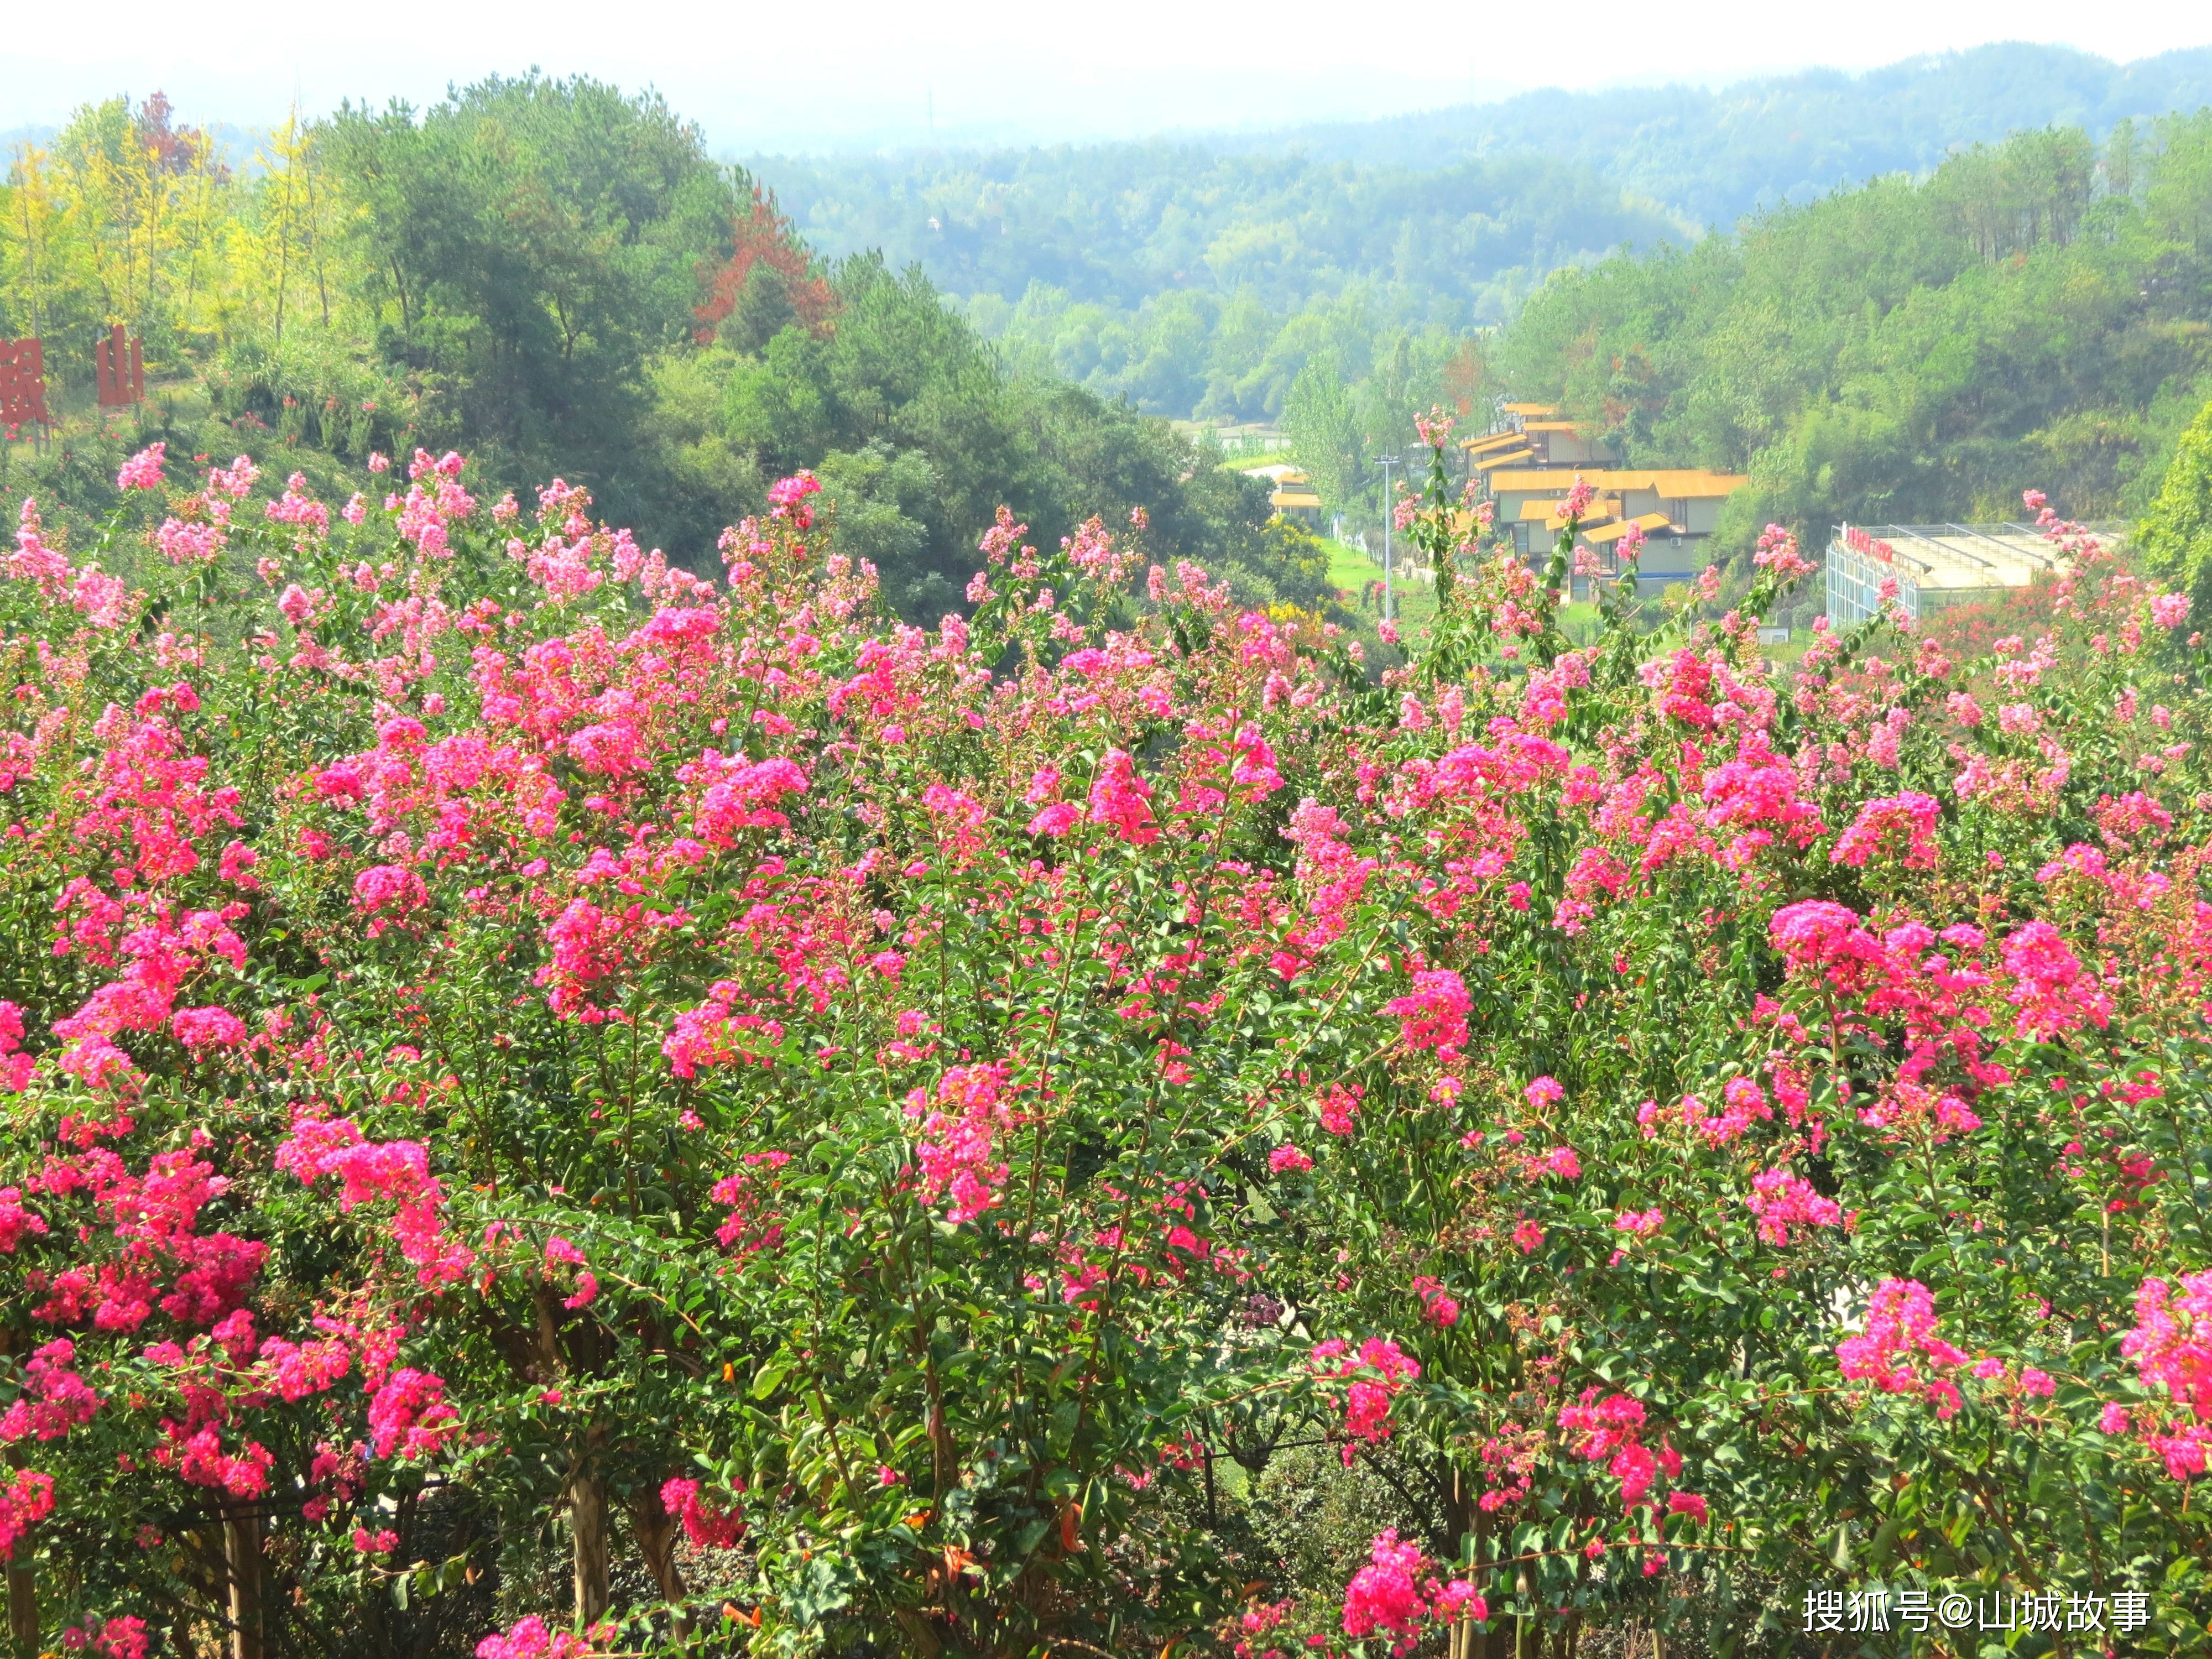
xmin=0 ymin=426 xmax=2209 ymax=1658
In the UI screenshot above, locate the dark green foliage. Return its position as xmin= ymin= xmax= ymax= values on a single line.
xmin=320 ymin=74 xmax=741 ymax=528
xmin=7 ymin=77 xmax=1335 ymax=624
xmin=653 ymin=253 xmax=1338 ymax=619
xmin=2138 ymin=395 xmax=2212 ymax=612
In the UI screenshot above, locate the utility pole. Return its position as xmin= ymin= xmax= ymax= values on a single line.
xmin=1376 ymin=454 xmax=1400 ymax=623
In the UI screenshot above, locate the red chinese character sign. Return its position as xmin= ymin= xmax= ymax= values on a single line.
xmin=96 ymin=323 xmax=143 ymax=408
xmin=0 ymin=337 xmax=48 ymax=426
xmin=1841 ymin=523 xmax=1896 ymax=565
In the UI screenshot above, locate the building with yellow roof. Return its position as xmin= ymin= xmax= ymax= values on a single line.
xmin=1483 ymin=466 xmax=1748 ymax=576
xmin=1452 ymin=402 xmax=1754 ymax=591
xmin=1460 ymin=408 xmax=1616 ymax=472
xmin=1519 ymin=497 xmax=1621 ymax=531
xmin=1470 ymin=447 xmax=1535 ymax=473
xmin=1463 ymin=430 xmax=1530 ymax=458
xmin=1263 ymin=471 xmax=1324 ymax=530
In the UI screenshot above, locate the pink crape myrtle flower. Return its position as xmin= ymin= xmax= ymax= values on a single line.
xmin=353 ymin=864 xmax=430 ymax=936
xmin=1768 ymin=899 xmax=1884 ymax=987
xmin=476 ymin=1616 xmax=603 ymax=1659
xmin=660 ymin=1476 xmax=745 ymax=1548
xmin=1087 ymin=749 xmax=1158 ymax=845
xmin=1386 ymin=969 xmax=1471 ymax=1057
xmin=907 ymin=1063 xmax=1014 ymax=1224
xmin=116 ymin=443 xmax=166 ymax=491
xmin=1752 ymin=522 xmax=1817 ymax=579
xmin=1340 ymin=1528 xmax=1485 ymax=1647
xmin=1412 ymin=406 xmax=1456 ymax=447
xmin=1315 ymin=1337 xmax=1420 ymax=1462
xmin=171 ymin=1006 xmax=248 ymax=1050
xmin=366 ymin=1368 xmax=459 ymax=1460
xmin=0 ymin=1469 xmax=56 ymax=1561
xmin=1410 ymin=1275 xmax=1460 ymax=1327
xmin=543 ymin=1235 xmax=599 ymax=1310
xmin=1318 ymin=1083 xmax=1363 ymax=1136
xmin=1558 ymin=1387 xmax=1686 ymax=1512
xmin=1743 ymin=1167 xmax=1843 ymax=1246
xmin=0 ymin=1339 xmax=100 ymax=1442
xmin=1830 ymin=791 xmax=1940 ymax=871
xmin=58 ymin=1615 xmax=152 ymax=1659
xmin=1837 ymin=1279 xmax=1971 ymax=1418
xmin=2115 ymin=1269 xmax=2212 ymax=1480
xmin=2001 ymin=920 xmax=2111 ymax=1040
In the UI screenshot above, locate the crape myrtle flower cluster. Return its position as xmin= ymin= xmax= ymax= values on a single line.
xmin=0 ymin=426 xmax=2206 ymax=1656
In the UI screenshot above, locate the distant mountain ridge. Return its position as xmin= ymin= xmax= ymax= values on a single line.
xmin=1234 ymin=42 xmax=2212 ymax=226
xmin=760 ymin=44 xmax=2212 ymax=283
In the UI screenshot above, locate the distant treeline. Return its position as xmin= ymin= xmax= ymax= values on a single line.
xmin=1238 ymin=41 xmax=2212 ymax=228
xmin=753 ymin=43 xmax=2212 ymax=431
xmin=761 ymin=146 xmax=1672 ymax=425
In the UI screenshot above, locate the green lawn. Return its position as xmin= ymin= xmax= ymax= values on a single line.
xmin=1558 ymin=601 xmax=1602 ymax=644
xmin=1326 ymin=538 xmax=1384 ymax=593
xmin=1321 ymin=549 xmax=1622 ymax=650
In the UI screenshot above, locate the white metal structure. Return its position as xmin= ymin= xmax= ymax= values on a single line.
xmin=1825 ymin=524 xmax=2063 ymax=625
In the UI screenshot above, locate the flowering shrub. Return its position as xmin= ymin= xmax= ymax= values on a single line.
xmin=0 ymin=435 xmax=2209 ymax=1656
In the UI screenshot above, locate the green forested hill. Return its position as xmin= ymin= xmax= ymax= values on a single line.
xmin=753 ymin=44 xmax=2212 ymax=425
xmin=0 ymin=79 xmax=1332 ymax=623
xmin=13 ymin=55 xmax=2212 ymax=601
xmin=757 ymin=148 xmax=1674 ymax=421
xmin=1497 ymin=117 xmax=2212 ymax=542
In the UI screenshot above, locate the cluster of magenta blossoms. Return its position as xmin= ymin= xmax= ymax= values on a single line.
xmin=0 ymin=423 xmax=2209 ymax=1659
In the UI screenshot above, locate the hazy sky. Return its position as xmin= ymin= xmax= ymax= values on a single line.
xmin=5 ymin=0 xmax=2209 ymax=151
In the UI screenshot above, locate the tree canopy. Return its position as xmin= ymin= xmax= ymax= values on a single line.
xmin=2 ymin=82 xmax=1334 ymax=623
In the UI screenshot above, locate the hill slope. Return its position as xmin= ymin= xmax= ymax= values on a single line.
xmin=753 ymin=44 xmax=2212 ymax=424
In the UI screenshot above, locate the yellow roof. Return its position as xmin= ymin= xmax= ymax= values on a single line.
xmin=1519 ymin=420 xmax=1585 ymax=433
xmin=1461 ymin=430 xmax=1527 ymax=456
xmin=1637 ymin=469 xmax=1750 ymax=497
xmin=1473 ymin=448 xmax=1535 ymax=471
xmin=1520 ymin=497 xmax=1619 ymax=525
xmin=1502 ymin=402 xmax=1558 ymax=417
xmin=1488 ymin=468 xmax=1749 ymax=498
xmin=1583 ymin=511 xmax=1676 ymax=544
xmin=1271 ymin=490 xmax=1323 ymax=509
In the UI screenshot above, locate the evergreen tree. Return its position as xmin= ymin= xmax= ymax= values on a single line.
xmin=1284 ymin=352 xmax=1366 ymax=517
xmin=2139 ymin=395 xmax=2212 ymax=613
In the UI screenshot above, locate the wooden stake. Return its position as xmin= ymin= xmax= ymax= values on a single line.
xmin=572 ymin=1468 xmax=611 ymax=1625
xmin=225 ymin=1511 xmax=264 ymax=1659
